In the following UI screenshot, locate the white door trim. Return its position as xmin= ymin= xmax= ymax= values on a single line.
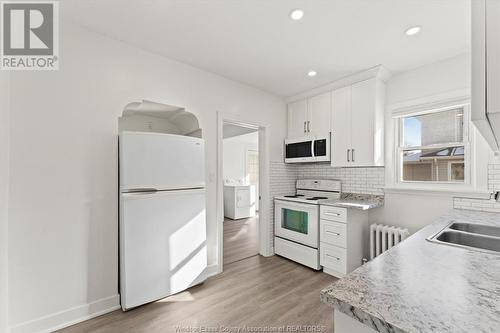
xmin=216 ymin=112 xmax=272 ymax=274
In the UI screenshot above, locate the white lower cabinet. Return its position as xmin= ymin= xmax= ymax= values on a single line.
xmin=320 ymin=205 xmax=368 ymax=278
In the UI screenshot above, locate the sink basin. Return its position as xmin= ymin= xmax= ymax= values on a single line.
xmin=449 ymin=222 xmax=500 ymax=238
xmin=427 ymin=222 xmax=500 ymax=255
xmin=436 ymin=231 xmax=500 ymax=253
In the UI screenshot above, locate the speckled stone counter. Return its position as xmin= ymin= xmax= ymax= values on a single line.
xmin=320 ymin=209 xmax=500 ymax=333
xmin=320 ymin=193 xmax=384 ymax=210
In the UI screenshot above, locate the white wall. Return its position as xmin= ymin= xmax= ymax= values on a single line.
xmin=370 ymin=53 xmax=490 ymax=233
xmin=386 ymin=53 xmax=470 ymax=106
xmin=7 ymin=22 xmax=285 ymax=332
xmin=223 ymin=131 xmax=258 ymax=182
xmin=0 ymin=72 xmax=10 ymax=333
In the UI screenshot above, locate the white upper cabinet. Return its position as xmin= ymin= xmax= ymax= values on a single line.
xmin=331 ymin=78 xmax=385 ymax=167
xmin=472 ymin=0 xmax=500 ymax=151
xmin=331 ymin=86 xmax=351 ymax=167
xmin=287 ymin=99 xmax=309 ymax=138
xmin=287 ymin=92 xmax=331 ymax=138
xmin=308 ymin=92 xmax=332 ymax=136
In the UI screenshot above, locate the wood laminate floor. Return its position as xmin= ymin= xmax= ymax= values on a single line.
xmin=56 ymin=255 xmax=337 ymax=333
xmin=223 ymin=215 xmax=259 ymax=265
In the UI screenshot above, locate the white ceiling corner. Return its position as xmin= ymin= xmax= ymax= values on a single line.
xmin=61 ymin=0 xmax=471 ymax=97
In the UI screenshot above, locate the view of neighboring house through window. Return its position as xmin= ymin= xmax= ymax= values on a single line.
xmin=398 ymin=106 xmax=467 ymax=183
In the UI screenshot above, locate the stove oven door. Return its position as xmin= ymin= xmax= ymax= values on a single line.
xmin=274 ymin=200 xmax=319 ymax=248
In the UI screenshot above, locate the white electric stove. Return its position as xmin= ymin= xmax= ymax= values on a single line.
xmin=274 ymin=179 xmax=341 ymax=270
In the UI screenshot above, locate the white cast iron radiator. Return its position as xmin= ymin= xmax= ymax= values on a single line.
xmin=370 ymin=224 xmax=410 ymax=259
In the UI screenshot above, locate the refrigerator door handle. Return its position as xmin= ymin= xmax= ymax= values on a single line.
xmin=123 ymin=188 xmax=159 ymax=194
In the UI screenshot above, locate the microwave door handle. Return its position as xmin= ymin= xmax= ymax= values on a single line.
xmin=311 ymin=141 xmax=315 ymax=158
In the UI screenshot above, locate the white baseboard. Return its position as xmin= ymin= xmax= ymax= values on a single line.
xmin=10 ymin=295 xmax=120 ymax=333
xmin=205 ymin=263 xmax=220 ymax=278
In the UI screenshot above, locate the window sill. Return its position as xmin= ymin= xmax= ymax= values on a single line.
xmin=383 ymin=186 xmax=492 ymax=199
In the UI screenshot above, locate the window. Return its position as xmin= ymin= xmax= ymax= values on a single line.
xmin=246 ymin=150 xmax=259 ymax=185
xmin=397 ymin=105 xmax=469 ymax=184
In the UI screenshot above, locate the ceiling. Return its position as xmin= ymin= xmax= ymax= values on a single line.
xmin=223 ymin=123 xmax=258 ymax=139
xmin=61 ymin=0 xmax=470 ymax=97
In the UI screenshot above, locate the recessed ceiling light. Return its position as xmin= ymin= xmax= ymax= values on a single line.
xmin=290 ymin=9 xmax=304 ymax=21
xmin=405 ymin=26 xmax=421 ymax=36
xmin=307 ymin=70 xmax=317 ymax=77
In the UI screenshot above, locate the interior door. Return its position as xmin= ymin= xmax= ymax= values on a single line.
xmin=120 ymin=188 xmax=207 ymax=310
xmin=287 ymin=99 xmax=308 ymax=138
xmin=350 ymin=78 xmax=375 ymax=166
xmin=120 ymin=131 xmax=205 ymax=191
xmin=308 ymin=92 xmax=332 ymax=136
xmin=331 ymin=86 xmax=351 ymax=167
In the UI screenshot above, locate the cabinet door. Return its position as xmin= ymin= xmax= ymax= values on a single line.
xmin=350 ymin=79 xmax=375 ymax=166
xmin=287 ymin=99 xmax=308 ymax=138
xmin=308 ymin=92 xmax=332 ymax=136
xmin=486 ymin=0 xmax=500 ymax=137
xmin=331 ymin=86 xmax=351 ymax=167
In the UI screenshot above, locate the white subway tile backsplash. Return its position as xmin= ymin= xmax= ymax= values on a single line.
xmin=296 ymin=164 xmax=385 ymax=195
xmin=453 ymin=160 xmax=500 ymax=213
xmin=268 ymin=162 xmax=385 ymax=250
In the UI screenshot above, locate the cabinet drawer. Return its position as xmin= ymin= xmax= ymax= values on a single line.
xmin=320 ymin=243 xmax=347 ymax=275
xmin=320 ymin=206 xmax=347 ymax=223
xmin=320 ymin=220 xmax=347 ymax=248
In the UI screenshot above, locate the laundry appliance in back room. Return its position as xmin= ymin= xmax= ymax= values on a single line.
xmin=119 ymin=131 xmax=207 ymax=310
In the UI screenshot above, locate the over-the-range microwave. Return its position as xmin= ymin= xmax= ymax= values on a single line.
xmin=284 ymin=135 xmax=330 ymax=163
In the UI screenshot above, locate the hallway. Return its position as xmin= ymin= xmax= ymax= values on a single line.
xmin=223 ymin=215 xmax=259 ymax=265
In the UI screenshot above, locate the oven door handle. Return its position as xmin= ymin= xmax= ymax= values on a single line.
xmin=311 ymin=140 xmax=315 ymax=158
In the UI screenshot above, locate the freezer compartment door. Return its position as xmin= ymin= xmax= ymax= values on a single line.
xmin=120 ymin=188 xmax=207 ymax=310
xmin=120 ymin=131 xmax=205 ymax=191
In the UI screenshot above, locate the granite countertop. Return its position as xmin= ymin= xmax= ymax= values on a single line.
xmin=320 ymin=193 xmax=384 ymax=210
xmin=320 ymin=209 xmax=500 ymax=333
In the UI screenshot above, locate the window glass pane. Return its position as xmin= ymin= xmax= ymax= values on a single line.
xmin=403 ymin=108 xmax=464 ymax=147
xmin=246 ymin=150 xmax=259 ymax=185
xmin=402 ymin=146 xmax=465 ymax=182
xmin=282 ymin=208 xmax=308 ymax=234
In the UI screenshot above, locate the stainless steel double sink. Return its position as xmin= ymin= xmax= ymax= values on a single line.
xmin=427 ymin=222 xmax=500 ymax=254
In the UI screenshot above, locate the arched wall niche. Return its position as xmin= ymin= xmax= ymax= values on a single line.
xmin=118 ymin=100 xmax=202 ymax=138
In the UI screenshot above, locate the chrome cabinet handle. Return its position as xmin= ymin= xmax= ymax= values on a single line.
xmin=326 ymin=231 xmax=340 ymax=236
xmin=304 ymin=121 xmax=306 ymax=133
xmin=324 ymin=212 xmax=340 ymax=216
xmin=307 ymin=121 xmax=310 ymax=132
xmin=347 ymin=149 xmax=350 ymax=162
xmin=352 ymin=148 xmax=355 ymax=162
xmin=326 ymin=254 xmax=340 ymax=261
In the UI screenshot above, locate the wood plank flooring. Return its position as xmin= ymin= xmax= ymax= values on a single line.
xmin=56 ymin=255 xmax=337 ymax=333
xmin=223 ymin=215 xmax=259 ymax=265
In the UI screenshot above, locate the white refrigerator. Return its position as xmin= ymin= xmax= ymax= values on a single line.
xmin=119 ymin=131 xmax=207 ymax=310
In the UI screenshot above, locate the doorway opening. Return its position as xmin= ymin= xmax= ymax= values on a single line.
xmin=222 ymin=123 xmax=259 ymax=265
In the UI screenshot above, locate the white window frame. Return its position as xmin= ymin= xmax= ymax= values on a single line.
xmin=245 ymin=148 xmax=259 ymax=185
xmin=394 ymin=103 xmax=473 ymax=190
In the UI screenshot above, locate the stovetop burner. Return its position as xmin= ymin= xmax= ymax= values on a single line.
xmin=284 ymin=194 xmax=304 ymax=198
xmin=307 ymin=196 xmax=328 ymax=200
